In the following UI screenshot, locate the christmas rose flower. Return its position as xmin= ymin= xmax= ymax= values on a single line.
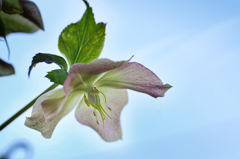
xmin=25 ymin=58 xmax=171 ymax=142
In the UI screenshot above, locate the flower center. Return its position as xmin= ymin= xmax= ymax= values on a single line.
xmin=83 ymin=87 xmax=111 ymax=126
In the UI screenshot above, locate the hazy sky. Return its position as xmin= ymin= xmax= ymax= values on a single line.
xmin=1 ymin=0 xmax=240 ymax=158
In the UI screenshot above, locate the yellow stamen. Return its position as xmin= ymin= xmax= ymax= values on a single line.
xmin=84 ymin=94 xmax=90 ymax=107
xmin=85 ymin=87 xmax=112 ymax=127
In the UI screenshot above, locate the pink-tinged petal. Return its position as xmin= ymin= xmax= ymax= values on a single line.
xmin=95 ymin=62 xmax=172 ymax=98
xmin=75 ymin=87 xmax=128 ymax=142
xmin=63 ymin=58 xmax=129 ymax=96
xmin=69 ymin=58 xmax=127 ymax=75
xmin=25 ymin=89 xmax=83 ymax=138
xmin=63 ymin=73 xmax=84 ymax=96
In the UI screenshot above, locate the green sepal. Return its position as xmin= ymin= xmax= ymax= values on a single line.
xmin=28 ymin=53 xmax=68 ymax=77
xmin=2 ymin=0 xmax=23 ymax=14
xmin=45 ymin=69 xmax=68 ymax=85
xmin=0 ymin=58 xmax=15 ymax=76
xmin=58 ymin=0 xmax=106 ymax=66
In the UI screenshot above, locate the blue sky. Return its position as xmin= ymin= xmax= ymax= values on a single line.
xmin=1 ymin=0 xmax=240 ymax=158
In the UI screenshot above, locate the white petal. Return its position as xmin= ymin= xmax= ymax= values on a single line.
xmin=25 ymin=88 xmax=83 ymax=138
xmin=42 ymin=96 xmax=66 ymax=122
xmin=75 ymin=87 xmax=128 ymax=142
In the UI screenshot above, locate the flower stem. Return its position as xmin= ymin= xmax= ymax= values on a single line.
xmin=0 ymin=83 xmax=59 ymax=131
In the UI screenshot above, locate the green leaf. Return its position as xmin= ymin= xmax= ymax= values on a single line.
xmin=28 ymin=53 xmax=68 ymax=77
xmin=2 ymin=0 xmax=23 ymax=14
xmin=58 ymin=0 xmax=106 ymax=66
xmin=45 ymin=69 xmax=68 ymax=85
xmin=0 ymin=17 xmax=10 ymax=58
xmin=0 ymin=11 xmax=39 ymax=35
xmin=19 ymin=0 xmax=44 ymax=30
xmin=0 ymin=0 xmax=44 ymax=35
xmin=0 ymin=0 xmax=2 ymax=12
xmin=0 ymin=58 xmax=15 ymax=76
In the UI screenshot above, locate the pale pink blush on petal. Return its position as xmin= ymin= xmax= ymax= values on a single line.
xmin=95 ymin=62 xmax=172 ymax=98
xmin=63 ymin=73 xmax=84 ymax=96
xmin=64 ymin=58 xmax=129 ymax=96
xmin=68 ymin=58 xmax=127 ymax=76
xmin=75 ymin=87 xmax=128 ymax=142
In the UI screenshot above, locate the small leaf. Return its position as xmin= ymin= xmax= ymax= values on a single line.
xmin=45 ymin=69 xmax=68 ymax=85
xmin=2 ymin=0 xmax=23 ymax=14
xmin=0 ymin=0 xmax=44 ymax=35
xmin=0 ymin=58 xmax=15 ymax=76
xmin=0 ymin=0 xmax=2 ymax=12
xmin=0 ymin=17 xmax=10 ymax=58
xmin=28 ymin=53 xmax=68 ymax=77
xmin=19 ymin=0 xmax=44 ymax=30
xmin=58 ymin=0 xmax=106 ymax=66
xmin=0 ymin=11 xmax=39 ymax=35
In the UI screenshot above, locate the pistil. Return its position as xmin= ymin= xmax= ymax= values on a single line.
xmin=83 ymin=87 xmax=112 ymax=126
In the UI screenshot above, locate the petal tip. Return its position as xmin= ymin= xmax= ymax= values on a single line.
xmin=158 ymin=83 xmax=172 ymax=97
xmin=42 ymin=134 xmax=51 ymax=139
xmin=164 ymin=83 xmax=173 ymax=89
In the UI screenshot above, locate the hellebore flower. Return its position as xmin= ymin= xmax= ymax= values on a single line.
xmin=25 ymin=58 xmax=172 ymax=142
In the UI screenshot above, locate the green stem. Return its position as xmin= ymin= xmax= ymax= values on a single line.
xmin=0 ymin=83 xmax=59 ymax=131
